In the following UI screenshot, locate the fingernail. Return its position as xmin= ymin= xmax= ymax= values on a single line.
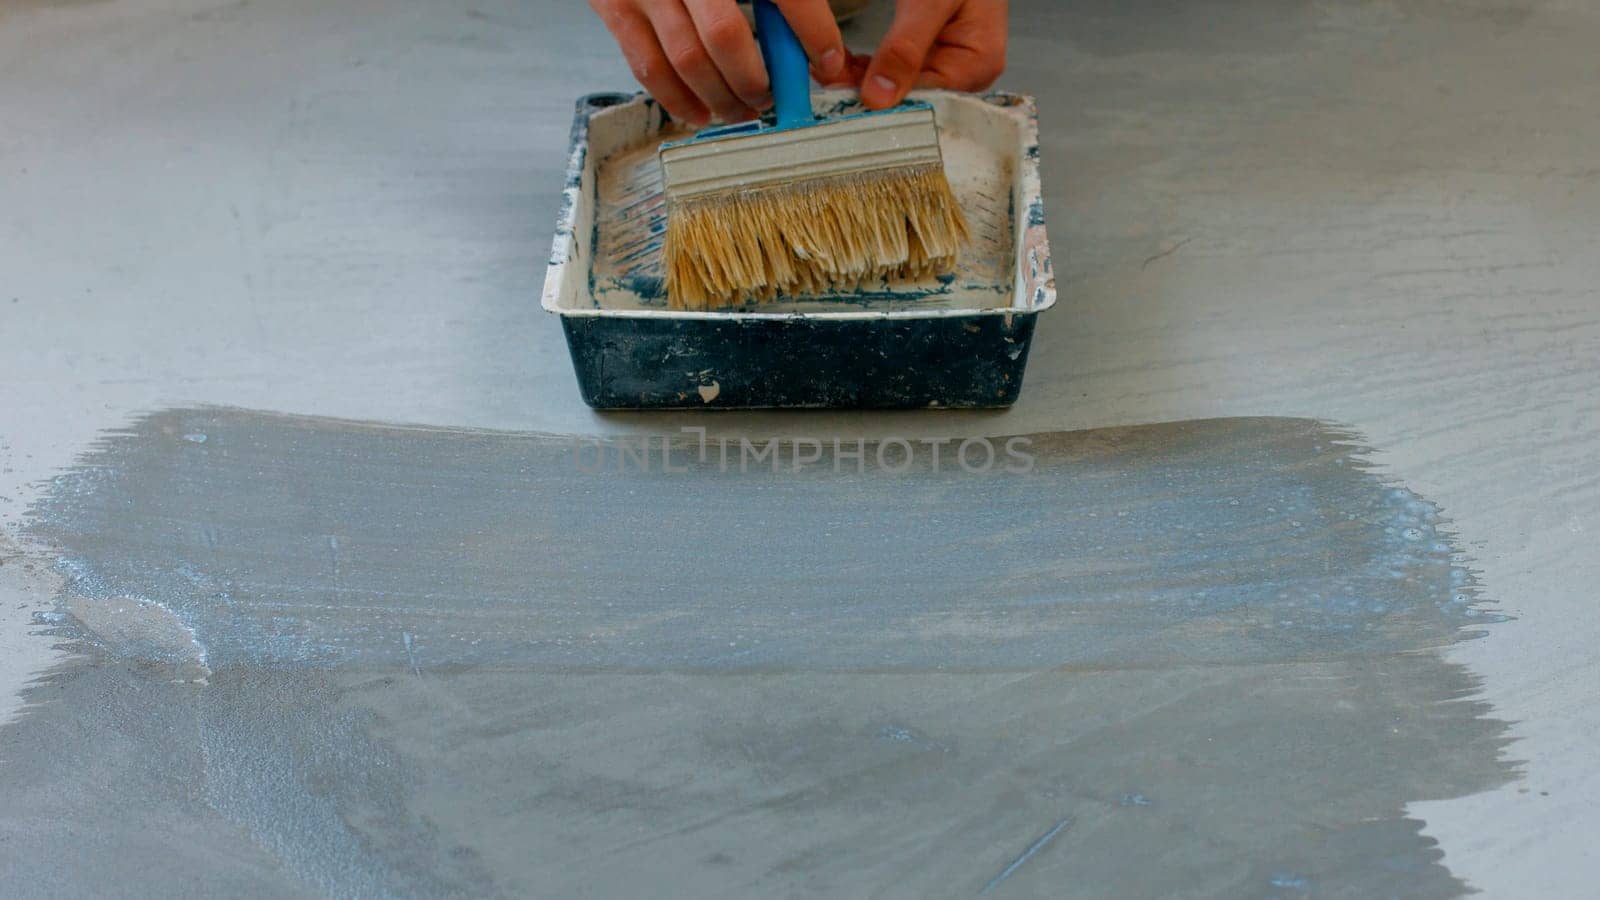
xmin=820 ymin=48 xmax=844 ymax=78
xmin=756 ymin=92 xmax=775 ymax=111
xmin=871 ymin=74 xmax=897 ymax=95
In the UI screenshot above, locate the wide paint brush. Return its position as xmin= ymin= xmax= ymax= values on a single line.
xmin=659 ymin=0 xmax=968 ymax=311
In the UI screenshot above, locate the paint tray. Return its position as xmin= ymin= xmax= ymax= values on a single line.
xmin=541 ymin=90 xmax=1054 ymax=409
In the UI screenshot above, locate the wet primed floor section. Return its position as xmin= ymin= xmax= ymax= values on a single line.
xmin=5 ymin=409 xmax=1511 ymax=897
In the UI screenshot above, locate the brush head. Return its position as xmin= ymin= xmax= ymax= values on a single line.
xmin=660 ymin=104 xmax=969 ymax=310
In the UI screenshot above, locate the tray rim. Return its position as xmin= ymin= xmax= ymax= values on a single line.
xmin=540 ymin=89 xmax=1055 ymax=323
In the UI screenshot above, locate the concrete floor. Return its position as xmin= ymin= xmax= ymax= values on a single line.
xmin=1 ymin=0 xmax=1596 ymax=896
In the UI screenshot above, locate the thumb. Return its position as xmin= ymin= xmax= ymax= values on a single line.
xmin=862 ymin=0 xmax=957 ymax=109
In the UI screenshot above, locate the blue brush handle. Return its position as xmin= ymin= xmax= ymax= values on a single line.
xmin=753 ymin=0 xmax=814 ymax=129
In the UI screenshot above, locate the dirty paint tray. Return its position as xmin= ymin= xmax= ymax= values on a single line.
xmin=541 ymin=90 xmax=1054 ymax=409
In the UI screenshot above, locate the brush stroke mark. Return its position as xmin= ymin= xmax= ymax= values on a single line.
xmin=21 ymin=411 xmax=1492 ymax=671
xmin=402 ymin=630 xmax=420 ymax=677
xmin=1142 ymin=236 xmax=1193 ymax=269
xmin=4 ymin=409 xmax=1513 ymax=897
xmin=981 ymin=817 xmax=1073 ymax=895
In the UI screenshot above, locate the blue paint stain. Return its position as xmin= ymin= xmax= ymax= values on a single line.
xmin=878 ymin=724 xmax=947 ymax=753
xmin=604 ymin=277 xmax=969 ymax=308
xmin=802 ymin=286 xmax=950 ymax=304
xmin=607 ymin=274 xmax=665 ymax=300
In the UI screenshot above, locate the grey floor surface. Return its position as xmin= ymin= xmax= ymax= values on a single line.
xmin=1 ymin=0 xmax=1596 ymax=896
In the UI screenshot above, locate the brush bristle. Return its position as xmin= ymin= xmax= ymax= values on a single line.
xmin=663 ymin=164 xmax=969 ymax=311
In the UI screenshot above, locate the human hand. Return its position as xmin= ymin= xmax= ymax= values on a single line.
xmin=823 ymin=0 xmax=1008 ymax=110
xmin=588 ymin=0 xmax=851 ymax=125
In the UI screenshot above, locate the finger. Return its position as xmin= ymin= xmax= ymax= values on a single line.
xmin=862 ymin=0 xmax=958 ymax=109
xmin=815 ymin=49 xmax=871 ymax=87
xmin=684 ymin=0 xmax=773 ymax=111
xmin=919 ymin=44 xmax=1005 ymax=92
xmin=916 ymin=2 xmax=1007 ymax=92
xmin=772 ymin=0 xmax=849 ymax=81
xmin=646 ymin=0 xmax=759 ymax=122
xmin=598 ymin=3 xmax=711 ymax=125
